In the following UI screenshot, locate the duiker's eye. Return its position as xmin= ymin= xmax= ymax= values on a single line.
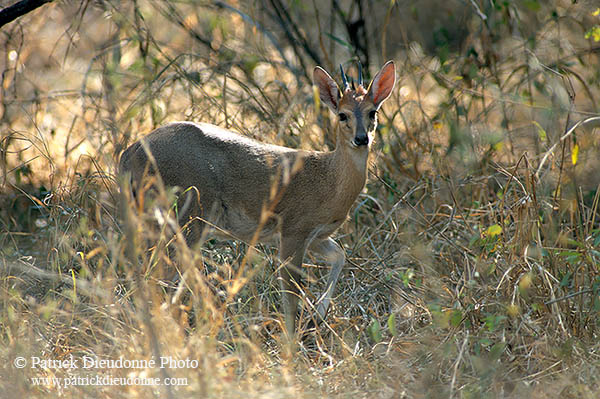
xmin=368 ymin=110 xmax=377 ymax=120
xmin=339 ymin=113 xmax=348 ymax=122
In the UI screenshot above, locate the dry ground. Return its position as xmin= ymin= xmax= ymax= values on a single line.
xmin=1 ymin=1 xmax=599 ymax=398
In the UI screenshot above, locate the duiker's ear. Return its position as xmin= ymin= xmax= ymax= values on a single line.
xmin=313 ymin=66 xmax=341 ymax=112
xmin=366 ymin=61 xmax=396 ymax=109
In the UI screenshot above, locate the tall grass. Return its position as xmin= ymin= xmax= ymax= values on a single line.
xmin=1 ymin=1 xmax=599 ymax=397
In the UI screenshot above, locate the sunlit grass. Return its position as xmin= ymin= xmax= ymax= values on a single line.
xmin=1 ymin=1 xmax=599 ymax=398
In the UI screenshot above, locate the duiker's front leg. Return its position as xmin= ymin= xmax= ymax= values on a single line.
xmin=309 ymin=237 xmax=345 ymax=321
xmin=278 ymin=237 xmax=309 ymax=337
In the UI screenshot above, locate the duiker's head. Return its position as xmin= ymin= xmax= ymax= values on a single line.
xmin=313 ymin=61 xmax=396 ymax=149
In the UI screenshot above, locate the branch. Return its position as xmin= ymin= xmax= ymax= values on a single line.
xmin=0 ymin=0 xmax=53 ymax=29
xmin=544 ymin=287 xmax=598 ymax=306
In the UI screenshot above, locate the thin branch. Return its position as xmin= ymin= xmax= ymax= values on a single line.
xmin=0 ymin=0 xmax=53 ymax=29
xmin=544 ymin=288 xmax=598 ymax=306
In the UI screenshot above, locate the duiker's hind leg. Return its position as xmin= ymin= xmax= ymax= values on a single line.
xmin=174 ymin=186 xmax=205 ymax=246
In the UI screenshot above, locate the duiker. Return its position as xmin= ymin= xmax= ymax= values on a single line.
xmin=119 ymin=61 xmax=396 ymax=337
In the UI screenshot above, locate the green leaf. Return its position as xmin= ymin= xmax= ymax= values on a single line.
xmin=559 ymin=271 xmax=573 ymax=288
xmin=483 ymin=314 xmax=506 ymax=332
xmin=400 ymin=269 xmax=414 ymax=287
xmin=559 ymin=251 xmax=581 ymax=264
xmin=585 ymin=26 xmax=600 ymax=42
xmin=490 ymin=342 xmax=506 ymax=361
xmin=485 ymin=224 xmax=502 ymax=238
xmin=532 ymin=121 xmax=547 ymax=142
xmin=450 ymin=309 xmax=463 ymax=327
xmin=523 ymin=0 xmax=541 ymax=11
xmin=368 ymin=318 xmax=382 ymax=343
xmin=388 ymin=314 xmax=398 ymax=337
xmin=325 ymin=33 xmax=352 ymax=51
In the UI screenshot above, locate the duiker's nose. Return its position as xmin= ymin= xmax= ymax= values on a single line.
xmin=354 ymin=133 xmax=369 ymax=146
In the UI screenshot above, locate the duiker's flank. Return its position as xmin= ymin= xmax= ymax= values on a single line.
xmin=119 ymin=61 xmax=396 ymax=337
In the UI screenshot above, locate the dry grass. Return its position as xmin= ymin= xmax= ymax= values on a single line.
xmin=1 ymin=1 xmax=599 ymax=398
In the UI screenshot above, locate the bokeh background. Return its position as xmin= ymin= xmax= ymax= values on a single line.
xmin=1 ymin=1 xmax=599 ymax=397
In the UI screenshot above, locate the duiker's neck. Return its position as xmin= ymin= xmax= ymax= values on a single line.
xmin=332 ymin=132 xmax=369 ymax=188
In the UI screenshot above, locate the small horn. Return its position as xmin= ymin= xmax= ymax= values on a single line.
xmin=358 ymin=61 xmax=363 ymax=87
xmin=339 ymin=64 xmax=349 ymax=90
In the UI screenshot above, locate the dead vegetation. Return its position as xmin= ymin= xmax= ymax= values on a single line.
xmin=1 ymin=1 xmax=599 ymax=398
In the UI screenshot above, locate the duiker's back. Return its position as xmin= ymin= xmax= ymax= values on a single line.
xmin=119 ymin=121 xmax=302 ymax=241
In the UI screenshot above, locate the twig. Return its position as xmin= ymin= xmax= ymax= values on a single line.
xmin=0 ymin=0 xmax=53 ymax=29
xmin=468 ymin=0 xmax=487 ymax=21
xmin=544 ymin=288 xmax=598 ymax=306
xmin=450 ymin=331 xmax=469 ymax=398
